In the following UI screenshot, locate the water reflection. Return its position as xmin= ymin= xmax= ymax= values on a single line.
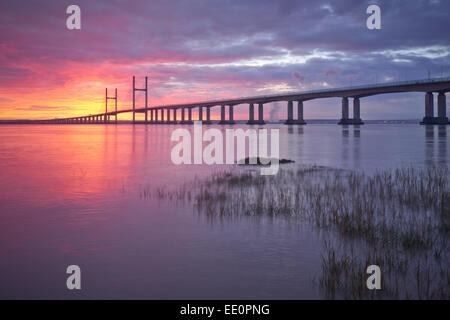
xmin=0 ymin=123 xmax=448 ymax=299
xmin=437 ymin=125 xmax=447 ymax=165
xmin=340 ymin=125 xmax=362 ymax=169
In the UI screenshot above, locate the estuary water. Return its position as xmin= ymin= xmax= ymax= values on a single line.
xmin=0 ymin=123 xmax=448 ymax=299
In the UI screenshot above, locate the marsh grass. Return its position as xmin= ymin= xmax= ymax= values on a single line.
xmin=146 ymin=164 xmax=449 ymax=299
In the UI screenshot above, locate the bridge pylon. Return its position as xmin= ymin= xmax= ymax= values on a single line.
xmin=132 ymin=76 xmax=149 ymax=124
xmin=106 ymin=88 xmax=118 ymax=124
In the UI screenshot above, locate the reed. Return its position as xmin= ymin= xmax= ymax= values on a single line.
xmin=148 ymin=164 xmax=449 ymax=299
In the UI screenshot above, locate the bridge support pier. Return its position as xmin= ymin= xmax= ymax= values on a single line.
xmin=338 ymin=97 xmax=349 ymax=124
xmin=166 ymin=108 xmax=171 ymax=124
xmin=199 ymin=107 xmax=203 ymax=123
xmin=284 ymin=101 xmax=294 ymax=124
xmin=285 ymin=100 xmax=306 ymax=124
xmin=229 ymin=105 xmax=235 ymax=124
xmin=219 ymin=105 xmax=235 ymax=124
xmin=186 ymin=108 xmax=193 ymax=124
xmin=257 ymin=103 xmax=265 ymax=125
xmin=421 ymin=92 xmax=449 ymax=125
xmin=179 ymin=108 xmax=193 ymax=124
xmin=339 ymin=97 xmax=364 ymax=125
xmin=437 ymin=93 xmax=448 ymax=124
xmin=181 ymin=108 xmax=185 ymax=124
xmin=204 ymin=107 xmax=212 ymax=124
xmin=219 ymin=105 xmax=226 ymax=124
xmin=247 ymin=103 xmax=256 ymax=124
xmin=352 ymin=98 xmax=364 ymax=124
xmin=173 ymin=109 xmax=177 ymax=124
xmin=297 ymin=101 xmax=306 ymax=124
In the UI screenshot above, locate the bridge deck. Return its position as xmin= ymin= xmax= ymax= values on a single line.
xmin=53 ymin=77 xmax=450 ymax=121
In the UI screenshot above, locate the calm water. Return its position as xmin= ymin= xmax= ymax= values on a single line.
xmin=0 ymin=124 xmax=448 ymax=299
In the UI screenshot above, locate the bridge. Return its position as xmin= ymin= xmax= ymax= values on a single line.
xmin=40 ymin=76 xmax=450 ymax=125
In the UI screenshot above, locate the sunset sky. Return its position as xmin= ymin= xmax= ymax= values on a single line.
xmin=0 ymin=0 xmax=449 ymax=120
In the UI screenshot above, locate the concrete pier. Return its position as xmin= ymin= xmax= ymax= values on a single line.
xmin=204 ymin=106 xmax=212 ymax=124
xmin=421 ymin=92 xmax=449 ymax=124
xmin=199 ymin=107 xmax=203 ymax=122
xmin=284 ymin=101 xmax=294 ymax=124
xmin=339 ymin=97 xmax=363 ymax=125
xmin=247 ymin=103 xmax=256 ymax=124
xmin=228 ymin=105 xmax=235 ymax=124
xmin=181 ymin=108 xmax=185 ymax=123
xmin=297 ymin=101 xmax=306 ymax=124
xmin=178 ymin=107 xmax=193 ymax=124
xmin=187 ymin=108 xmax=193 ymax=124
xmin=219 ymin=105 xmax=235 ymax=124
xmin=421 ymin=92 xmax=434 ymax=124
xmin=173 ymin=108 xmax=177 ymax=124
xmin=438 ymin=93 xmax=446 ymax=118
xmin=338 ymin=97 xmax=349 ymax=124
xmin=219 ymin=105 xmax=226 ymax=124
xmin=352 ymin=98 xmax=364 ymax=124
xmin=285 ymin=100 xmax=306 ymax=124
xmin=257 ymin=103 xmax=265 ymax=125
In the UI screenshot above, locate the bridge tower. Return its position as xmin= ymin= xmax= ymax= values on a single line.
xmin=106 ymin=88 xmax=118 ymax=124
xmin=132 ymin=76 xmax=148 ymax=124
